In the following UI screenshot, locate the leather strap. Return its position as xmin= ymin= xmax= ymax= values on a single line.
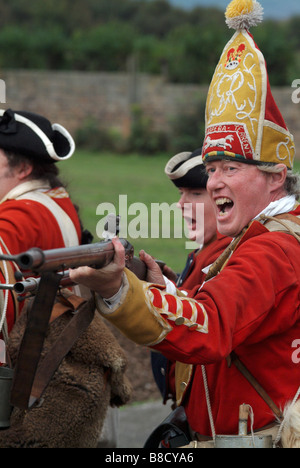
xmin=229 ymin=352 xmax=283 ymax=421
xmin=205 ymin=228 xmax=247 ymax=281
xmin=273 ymin=212 xmax=300 ymax=225
xmin=259 ymin=213 xmax=300 ymax=242
xmin=29 ymin=295 xmax=94 ymax=408
xmin=10 ymin=272 xmax=62 ymax=410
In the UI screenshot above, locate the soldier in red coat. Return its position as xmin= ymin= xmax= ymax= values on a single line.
xmin=151 ymin=148 xmax=231 ymax=403
xmin=70 ymin=0 xmax=300 ymax=447
xmin=0 ymin=109 xmax=82 ymax=337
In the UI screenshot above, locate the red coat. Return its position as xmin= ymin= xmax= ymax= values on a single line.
xmin=166 ymin=233 xmax=231 ymax=402
xmin=99 ymin=206 xmax=300 ymax=436
xmin=178 ymin=232 xmax=231 ymax=293
xmin=0 ymin=188 xmax=82 ymax=334
xmin=156 ymin=207 xmax=300 ymax=435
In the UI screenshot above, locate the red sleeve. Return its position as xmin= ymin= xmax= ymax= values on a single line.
xmin=153 ymin=230 xmax=300 ymax=365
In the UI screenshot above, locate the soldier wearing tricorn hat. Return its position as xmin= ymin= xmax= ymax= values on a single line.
xmin=0 ymin=108 xmax=81 ymax=335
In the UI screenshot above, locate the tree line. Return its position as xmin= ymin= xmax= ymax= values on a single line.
xmin=0 ymin=0 xmax=299 ymax=85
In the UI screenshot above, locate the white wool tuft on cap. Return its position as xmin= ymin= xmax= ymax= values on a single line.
xmin=225 ymin=0 xmax=264 ymax=30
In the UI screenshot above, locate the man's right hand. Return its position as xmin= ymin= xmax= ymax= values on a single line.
xmin=69 ymin=237 xmax=125 ymax=299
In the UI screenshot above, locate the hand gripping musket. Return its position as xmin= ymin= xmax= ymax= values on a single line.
xmin=0 ymin=236 xmax=159 ymax=411
xmin=0 ymin=238 xmax=148 ymax=295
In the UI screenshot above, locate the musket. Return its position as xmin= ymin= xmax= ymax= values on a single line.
xmin=0 ymin=237 xmax=148 ymax=285
xmin=10 ymin=271 xmax=71 ymax=295
xmin=0 ymin=237 xmax=151 ymax=411
xmin=0 ymin=216 xmax=165 ymax=412
xmin=0 ymin=237 xmax=166 ymax=297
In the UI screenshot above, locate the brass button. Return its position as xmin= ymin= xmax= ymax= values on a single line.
xmin=175 ymin=317 xmax=185 ymax=326
xmin=180 ymin=382 xmax=187 ymax=392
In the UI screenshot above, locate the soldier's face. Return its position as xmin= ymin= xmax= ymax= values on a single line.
xmin=177 ymin=187 xmax=217 ymax=246
xmin=206 ymin=160 xmax=286 ymax=237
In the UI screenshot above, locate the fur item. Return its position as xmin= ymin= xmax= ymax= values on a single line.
xmin=280 ymin=400 xmax=300 ymax=448
xmin=0 ymin=299 xmax=132 ymax=448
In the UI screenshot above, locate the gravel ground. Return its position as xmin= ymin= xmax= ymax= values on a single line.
xmin=101 ymin=323 xmax=170 ymax=449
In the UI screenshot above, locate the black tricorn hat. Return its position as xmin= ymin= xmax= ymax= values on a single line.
xmin=0 ymin=109 xmax=75 ymax=163
xmin=164 ymin=147 xmax=207 ymax=188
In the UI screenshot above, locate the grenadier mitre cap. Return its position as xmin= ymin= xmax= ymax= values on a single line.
xmin=202 ymin=0 xmax=295 ymax=169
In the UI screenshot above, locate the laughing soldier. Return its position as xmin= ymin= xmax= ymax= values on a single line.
xmin=70 ymin=0 xmax=300 ymax=448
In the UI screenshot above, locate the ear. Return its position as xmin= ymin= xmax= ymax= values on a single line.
xmin=16 ymin=161 xmax=33 ymax=181
xmin=269 ymin=164 xmax=287 ymax=192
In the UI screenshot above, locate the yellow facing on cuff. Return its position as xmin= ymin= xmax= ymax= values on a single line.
xmin=95 ymin=268 xmax=172 ymax=346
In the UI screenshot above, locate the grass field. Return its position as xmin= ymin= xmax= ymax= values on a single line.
xmin=60 ymin=150 xmax=300 ymax=274
xmin=60 ymin=151 xmax=191 ymax=273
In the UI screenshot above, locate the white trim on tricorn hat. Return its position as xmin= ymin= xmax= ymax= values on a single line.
xmin=165 ymin=148 xmax=207 ymax=188
xmin=165 ymin=152 xmax=193 ymax=180
xmin=0 ymin=109 xmax=75 ymax=162
xmin=51 ymin=123 xmax=75 ymax=161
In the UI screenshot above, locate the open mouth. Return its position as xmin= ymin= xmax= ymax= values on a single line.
xmin=184 ymin=216 xmax=196 ymax=228
xmin=215 ymin=197 xmax=234 ymax=217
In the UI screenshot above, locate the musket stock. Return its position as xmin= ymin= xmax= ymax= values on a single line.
xmin=3 ymin=233 xmax=151 ymax=412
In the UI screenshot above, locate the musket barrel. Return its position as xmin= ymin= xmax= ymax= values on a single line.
xmin=7 ymin=239 xmax=130 ymax=273
xmin=14 ymin=271 xmax=73 ymax=294
xmin=0 ymin=238 xmax=164 ymax=294
xmin=17 ymin=248 xmax=45 ymax=270
xmin=13 ymin=277 xmax=40 ymax=294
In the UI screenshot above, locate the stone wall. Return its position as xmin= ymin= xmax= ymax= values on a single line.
xmin=1 ymin=69 xmax=299 ymax=159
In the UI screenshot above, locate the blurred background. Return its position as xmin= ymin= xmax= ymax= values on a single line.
xmin=0 ymin=1 xmax=299 ymax=443
xmin=0 ymin=0 xmax=299 ymax=270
